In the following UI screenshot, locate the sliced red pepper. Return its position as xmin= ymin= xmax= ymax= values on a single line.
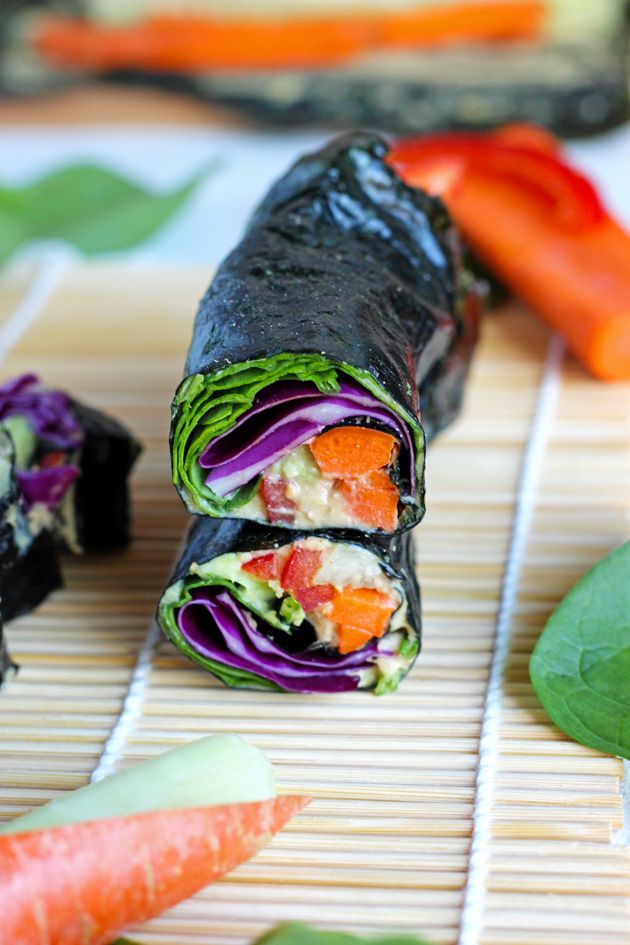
xmin=390 ymin=133 xmax=604 ymax=231
xmin=296 ymin=584 xmax=337 ymax=613
xmin=280 ymin=545 xmax=323 ymax=593
xmin=260 ymin=477 xmax=296 ymax=525
xmin=241 ymin=552 xmax=279 ymax=583
xmin=390 ymin=125 xmax=630 ymax=380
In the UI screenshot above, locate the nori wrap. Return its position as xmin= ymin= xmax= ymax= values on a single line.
xmin=158 ymin=516 xmax=420 ymax=695
xmin=0 ymin=425 xmax=62 ymax=622
xmin=0 ymin=374 xmax=141 ymax=621
xmin=171 ymin=131 xmax=468 ymax=534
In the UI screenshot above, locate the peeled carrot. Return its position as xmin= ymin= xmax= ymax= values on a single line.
xmin=391 ymin=130 xmax=630 ymax=381
xmin=310 ymin=426 xmax=396 ymax=479
xmin=1 ymin=796 xmax=307 ymax=945
xmin=330 ymin=587 xmax=397 ymax=637
xmin=34 ymin=2 xmax=546 ymax=73
xmin=340 ymin=469 xmax=399 ymax=531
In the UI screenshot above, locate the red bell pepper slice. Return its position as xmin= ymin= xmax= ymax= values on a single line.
xmin=241 ymin=552 xmax=279 ymax=582
xmin=260 ymin=477 xmax=296 ymax=525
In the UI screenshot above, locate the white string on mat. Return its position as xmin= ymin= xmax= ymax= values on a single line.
xmin=458 ymin=333 xmax=565 ymax=945
xmin=0 ymin=251 xmax=69 ymax=364
xmin=90 ymin=621 xmax=162 ymax=783
xmin=90 ymin=533 xmax=188 ymax=782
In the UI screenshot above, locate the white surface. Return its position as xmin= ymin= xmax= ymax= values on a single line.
xmin=1 ymin=123 xmax=629 ymax=269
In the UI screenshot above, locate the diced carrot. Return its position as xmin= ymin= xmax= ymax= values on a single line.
xmin=340 ymin=470 xmax=399 ymax=531
xmin=241 ymin=553 xmax=278 ymax=582
xmin=310 ymin=426 xmax=397 ymax=479
xmin=260 ymin=477 xmax=295 ymax=525
xmin=329 ymin=587 xmax=397 ymax=638
xmin=337 ymin=625 xmax=374 ymax=655
xmin=281 ymin=546 xmax=323 ymax=593
xmin=1 ymin=796 xmax=307 ymax=945
xmin=297 ymin=584 xmax=337 ymax=613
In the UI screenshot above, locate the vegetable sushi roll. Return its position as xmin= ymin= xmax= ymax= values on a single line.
xmin=0 ymin=374 xmax=141 ymax=621
xmin=158 ymin=516 xmax=421 ymax=695
xmin=171 ymin=131 xmax=469 ymax=534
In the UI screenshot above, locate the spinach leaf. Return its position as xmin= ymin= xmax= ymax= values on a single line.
xmin=530 ymin=541 xmax=630 ymax=760
xmin=0 ymin=161 xmax=220 ymax=265
xmin=256 ymin=924 xmax=432 ymax=945
xmin=112 ymin=929 xmax=433 ymax=945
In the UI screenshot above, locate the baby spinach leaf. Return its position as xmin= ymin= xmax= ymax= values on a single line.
xmin=530 ymin=540 xmax=630 ymax=760
xmin=0 ymin=160 xmax=220 ymax=265
xmin=256 ymin=924 xmax=433 ymax=945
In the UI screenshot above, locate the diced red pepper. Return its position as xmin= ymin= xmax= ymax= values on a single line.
xmin=241 ymin=552 xmax=278 ymax=582
xmin=39 ymin=451 xmax=68 ymax=470
xmin=280 ymin=545 xmax=323 ymax=593
xmin=295 ymin=584 xmax=337 ymax=613
xmin=260 ymin=477 xmax=296 ymax=524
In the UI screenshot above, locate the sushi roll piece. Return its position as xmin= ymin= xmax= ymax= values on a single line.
xmin=0 ymin=425 xmax=62 ymax=623
xmin=0 ymin=374 xmax=141 ymax=621
xmin=171 ymin=131 xmax=473 ymax=534
xmin=158 ymin=516 xmax=421 ymax=695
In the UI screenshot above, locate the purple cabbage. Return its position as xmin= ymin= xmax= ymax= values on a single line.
xmin=1 ymin=374 xmax=83 ymax=510
xmin=17 ymin=466 xmax=81 ymax=511
xmin=177 ymin=587 xmax=384 ymax=693
xmin=0 ymin=374 xmax=82 ymax=449
xmin=199 ymin=378 xmax=415 ymax=498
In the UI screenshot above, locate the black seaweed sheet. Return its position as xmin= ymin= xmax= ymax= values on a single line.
xmin=164 ymin=514 xmax=421 ymax=690
xmin=184 ymin=131 xmax=461 ymax=410
xmin=0 ymin=615 xmax=16 ymax=686
xmin=69 ymin=401 xmax=142 ymax=552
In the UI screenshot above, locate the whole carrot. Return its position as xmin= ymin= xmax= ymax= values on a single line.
xmin=1 ymin=796 xmax=307 ymax=945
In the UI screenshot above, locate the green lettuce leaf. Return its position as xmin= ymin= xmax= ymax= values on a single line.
xmin=530 ymin=540 xmax=630 ymax=760
xmin=112 ymin=922 xmax=434 ymax=945
xmin=0 ymin=161 xmax=220 ymax=265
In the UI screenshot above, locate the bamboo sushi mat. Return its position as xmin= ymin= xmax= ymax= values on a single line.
xmin=0 ymin=258 xmax=629 ymax=945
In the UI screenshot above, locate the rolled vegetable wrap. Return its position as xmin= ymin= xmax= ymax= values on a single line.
xmin=171 ymin=131 xmax=466 ymax=534
xmin=0 ymin=425 xmax=62 ymax=623
xmin=158 ymin=516 xmax=421 ymax=695
xmin=0 ymin=374 xmax=142 ymax=620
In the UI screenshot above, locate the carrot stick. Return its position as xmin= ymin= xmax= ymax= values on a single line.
xmin=1 ymin=796 xmax=307 ymax=945
xmin=310 ymin=427 xmax=396 ymax=479
xmin=329 ymin=587 xmax=397 ymax=638
xmin=34 ymin=2 xmax=546 ymax=73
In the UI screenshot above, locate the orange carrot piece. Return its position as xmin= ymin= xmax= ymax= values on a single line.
xmin=337 ymin=624 xmax=374 ymax=655
xmin=340 ymin=470 xmax=399 ymax=531
xmin=310 ymin=426 xmax=396 ymax=479
xmin=34 ymin=2 xmax=546 ymax=73
xmin=1 ymin=796 xmax=307 ymax=945
xmin=329 ymin=587 xmax=397 ymax=638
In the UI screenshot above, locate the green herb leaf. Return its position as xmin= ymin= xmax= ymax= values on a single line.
xmin=256 ymin=924 xmax=433 ymax=945
xmin=530 ymin=541 xmax=630 ymax=760
xmin=0 ymin=161 xmax=220 ymax=265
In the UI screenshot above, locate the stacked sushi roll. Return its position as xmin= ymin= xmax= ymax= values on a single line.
xmin=159 ymin=131 xmax=479 ymax=694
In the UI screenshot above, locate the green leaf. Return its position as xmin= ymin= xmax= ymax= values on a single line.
xmin=256 ymin=924 xmax=434 ymax=945
xmin=110 ymin=928 xmax=435 ymax=945
xmin=0 ymin=160 xmax=221 ymax=265
xmin=529 ymin=541 xmax=630 ymax=760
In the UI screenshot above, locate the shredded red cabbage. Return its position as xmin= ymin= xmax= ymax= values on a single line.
xmin=0 ymin=374 xmax=82 ymax=449
xmin=0 ymin=374 xmax=83 ymax=510
xmin=199 ymin=378 xmax=415 ymax=498
xmin=177 ymin=587 xmax=386 ymax=693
